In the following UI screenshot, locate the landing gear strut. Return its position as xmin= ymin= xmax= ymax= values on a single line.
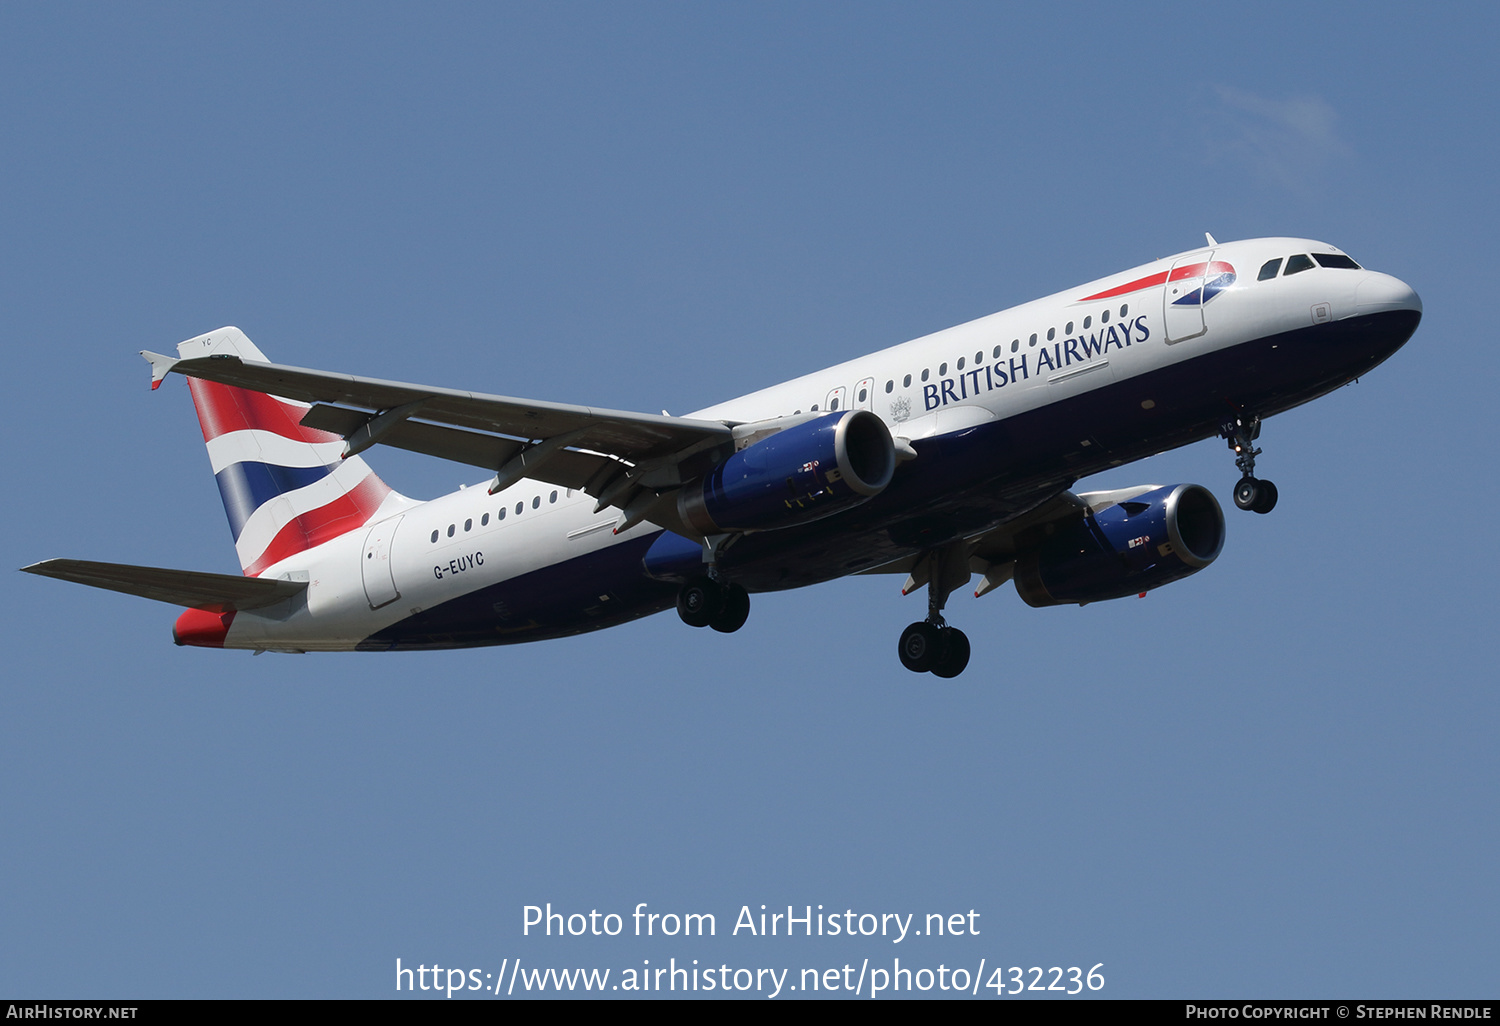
xmin=897 ymin=543 xmax=971 ymax=678
xmin=676 ymin=575 xmax=750 ymax=633
xmin=1222 ymin=413 xmax=1278 ymax=514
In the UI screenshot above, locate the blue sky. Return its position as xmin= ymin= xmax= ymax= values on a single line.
xmin=2 ymin=3 xmax=1496 ymax=999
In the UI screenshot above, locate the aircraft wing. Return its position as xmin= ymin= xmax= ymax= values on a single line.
xmin=858 ymin=485 xmax=1160 ymax=598
xmin=21 ymin=559 xmax=308 ymax=613
xmin=856 ymin=490 xmax=1085 ymax=576
xmin=143 ymin=351 xmax=737 ymax=509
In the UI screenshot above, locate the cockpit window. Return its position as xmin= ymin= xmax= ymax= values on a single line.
xmin=1284 ymin=254 xmax=1314 ymax=276
xmin=1313 ymin=253 xmax=1361 ymax=270
xmin=1258 ymin=258 xmax=1283 ymax=281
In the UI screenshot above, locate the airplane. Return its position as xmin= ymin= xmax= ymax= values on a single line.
xmin=23 ymin=235 xmax=1420 ymax=677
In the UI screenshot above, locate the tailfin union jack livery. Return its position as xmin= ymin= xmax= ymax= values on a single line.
xmin=185 ymin=332 xmax=411 ymax=579
xmin=24 ymin=236 xmax=1421 ymax=677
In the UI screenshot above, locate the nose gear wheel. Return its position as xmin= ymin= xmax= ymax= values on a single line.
xmin=1232 ymin=476 xmax=1278 ymax=514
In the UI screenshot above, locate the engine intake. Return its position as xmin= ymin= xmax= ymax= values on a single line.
xmin=1014 ymin=483 xmax=1225 ymax=607
xmin=679 ymin=410 xmax=896 ymax=534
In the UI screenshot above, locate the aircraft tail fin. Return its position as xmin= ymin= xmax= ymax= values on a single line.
xmin=169 ymin=327 xmax=411 ymax=577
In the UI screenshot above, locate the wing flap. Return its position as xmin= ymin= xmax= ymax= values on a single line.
xmin=855 ymin=487 xmax=1086 ymax=582
xmin=21 ymin=559 xmax=307 ymax=613
xmin=297 ymin=403 xmax=619 ymax=490
xmin=967 ymin=490 xmax=1089 ymax=563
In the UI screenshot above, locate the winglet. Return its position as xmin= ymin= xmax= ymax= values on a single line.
xmin=140 ymin=350 xmax=178 ymax=391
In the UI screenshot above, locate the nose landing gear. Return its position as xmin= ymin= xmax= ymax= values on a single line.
xmin=1222 ymin=414 xmax=1278 ymax=514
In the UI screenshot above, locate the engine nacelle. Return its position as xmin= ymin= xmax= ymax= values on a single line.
xmin=1014 ymin=484 xmax=1225 ymax=607
xmin=678 ymin=410 xmax=896 ymax=534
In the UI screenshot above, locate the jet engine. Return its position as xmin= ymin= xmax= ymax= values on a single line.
xmin=677 ymin=410 xmax=896 ymax=534
xmin=1013 ymin=484 xmax=1225 ymax=607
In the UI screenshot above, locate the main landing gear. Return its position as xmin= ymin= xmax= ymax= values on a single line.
xmin=677 ymin=575 xmax=750 ymax=633
xmin=898 ymin=619 xmax=970 ymax=678
xmin=1222 ymin=413 xmax=1278 ymax=515
xmin=676 ymin=533 xmax=750 ymax=633
xmin=897 ymin=542 xmax=971 ymax=678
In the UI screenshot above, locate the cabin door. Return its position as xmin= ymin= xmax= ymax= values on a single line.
xmin=361 ymin=515 xmax=404 ymax=610
xmin=1163 ymin=250 xmax=1213 ymax=344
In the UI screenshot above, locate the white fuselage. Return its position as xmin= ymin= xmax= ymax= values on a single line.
xmin=222 ymin=237 xmax=1418 ymax=651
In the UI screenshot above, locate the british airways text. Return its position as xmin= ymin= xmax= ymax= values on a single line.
xmin=922 ymin=315 xmax=1150 ymax=411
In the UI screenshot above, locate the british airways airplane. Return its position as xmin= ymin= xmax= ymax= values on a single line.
xmin=24 ymin=236 xmax=1420 ymax=677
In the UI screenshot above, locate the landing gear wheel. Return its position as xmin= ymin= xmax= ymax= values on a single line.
xmin=1252 ymin=479 xmax=1278 ymax=514
xmin=898 ymin=621 xmax=943 ymax=673
xmin=1234 ymin=477 xmax=1279 ymax=514
xmin=1233 ymin=477 xmax=1262 ymax=512
xmin=709 ymin=583 xmax=750 ymax=633
xmin=930 ymin=627 xmax=971 ymax=678
xmin=677 ymin=576 xmax=723 ymax=628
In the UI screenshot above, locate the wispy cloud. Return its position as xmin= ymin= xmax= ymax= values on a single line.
xmin=1209 ymin=85 xmax=1352 ymax=194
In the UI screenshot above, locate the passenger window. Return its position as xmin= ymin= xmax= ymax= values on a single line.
xmin=430 ymin=530 xmax=439 ymax=544
xmin=956 ymin=358 xmax=965 ymax=371
xmin=857 ymin=387 xmax=867 ymax=401
xmin=1011 ymin=339 xmax=1019 ymax=353
xmin=1065 ymin=321 xmax=1074 ymax=334
xmin=885 ymin=380 xmax=893 ymax=393
xmin=447 ymin=525 xmax=455 ymax=538
xmin=532 ymin=496 xmax=541 ymax=509
xmin=921 ymin=369 xmax=930 ymax=382
xmin=975 ymin=351 xmax=983 ymax=364
xmin=1284 ymin=254 xmax=1314 ymax=275
xmin=1101 ymin=308 xmax=1110 ymax=323
xmin=498 ymin=508 xmax=506 ymax=520
xmin=1313 ymin=253 xmax=1361 ymax=270
xmin=994 ymin=345 xmax=1003 ymax=359
xmin=550 ymin=490 xmax=558 ymax=503
xmin=464 ymin=518 xmax=472 ymax=532
xmin=1029 ymin=333 xmax=1037 ymax=347
xmin=1047 ymin=328 xmax=1056 ymax=341
xmin=482 ymin=513 xmax=489 ymax=526
xmin=903 ymin=374 xmax=911 ymax=387
xmin=1120 ymin=304 xmax=1129 ymax=317
xmin=829 ymin=397 xmax=839 ymax=411
xmin=515 ymin=502 xmax=523 ymax=515
xmin=1083 ymin=316 xmax=1091 ymax=329
xmin=939 ymin=362 xmax=948 ymax=375
xmin=811 ymin=404 xmax=819 ymax=411
xmin=1258 ymin=258 xmax=1283 ymax=281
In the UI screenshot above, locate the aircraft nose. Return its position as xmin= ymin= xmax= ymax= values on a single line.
xmin=1356 ymin=272 xmax=1422 ymax=316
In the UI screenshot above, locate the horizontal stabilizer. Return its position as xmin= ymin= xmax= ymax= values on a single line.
xmin=140 ymin=350 xmax=179 ymax=390
xmin=20 ymin=558 xmax=307 ymax=613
